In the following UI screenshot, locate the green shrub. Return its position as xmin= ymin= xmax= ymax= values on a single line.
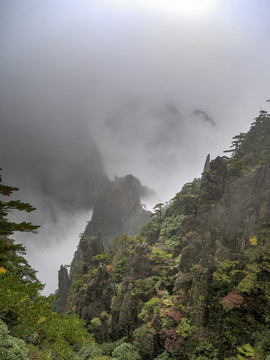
xmin=235 ymin=343 xmax=255 ymax=360
xmin=188 ymin=340 xmax=218 ymax=360
xmin=0 ymin=319 xmax=28 ymax=360
xmin=254 ymin=328 xmax=270 ymax=356
xmin=89 ymin=338 xmax=127 ymax=358
xmin=112 ymin=342 xmax=140 ymax=360
xmin=177 ymin=318 xmax=197 ymax=339
xmin=150 ymin=248 xmax=172 ymax=264
xmin=138 ymin=297 xmax=160 ymax=320
xmin=140 ymin=219 xmax=161 ymax=245
xmin=77 ymin=340 xmax=95 ymax=359
xmin=0 ymin=269 xmax=92 ymax=359
xmin=112 ymin=255 xmax=127 ymax=283
xmin=154 ymin=351 xmax=172 ymax=360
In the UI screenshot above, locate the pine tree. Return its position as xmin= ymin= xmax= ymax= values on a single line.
xmin=0 ymin=169 xmax=39 ymax=236
xmin=0 ymin=169 xmax=39 ymax=274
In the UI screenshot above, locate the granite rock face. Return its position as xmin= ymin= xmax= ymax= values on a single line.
xmin=174 ymin=157 xmax=270 ymax=326
xmin=110 ymin=242 xmax=154 ymax=339
xmin=84 ymin=175 xmax=151 ymax=248
xmin=55 ymin=175 xmax=151 ymax=314
xmin=53 ymin=235 xmax=106 ymax=313
xmin=52 ymin=265 xmax=71 ymax=313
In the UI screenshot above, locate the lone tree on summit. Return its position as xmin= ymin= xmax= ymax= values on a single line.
xmin=150 ymin=203 xmax=164 ymax=222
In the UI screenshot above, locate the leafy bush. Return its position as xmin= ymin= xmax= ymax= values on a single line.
xmin=140 ymin=219 xmax=161 ymax=245
xmin=177 ymin=318 xmax=197 ymax=339
xmin=0 ymin=271 xmax=92 ymax=359
xmin=171 ymin=182 xmax=200 ymax=216
xmin=81 ymin=338 xmax=129 ymax=359
xmin=92 ymin=254 xmax=111 ymax=264
xmin=150 ymin=247 xmax=172 ymax=264
xmin=254 ymin=328 xmax=270 ymax=356
xmin=161 ymin=215 xmax=183 ymax=256
xmin=138 ymin=297 xmax=160 ymax=320
xmin=188 ymin=340 xmax=218 ymax=360
xmin=112 ymin=342 xmax=140 ymax=360
xmin=235 ymin=343 xmax=256 ymax=360
xmin=0 ymin=319 xmax=28 ymax=360
xmin=112 ymin=255 xmax=127 ymax=283
xmin=221 ymin=289 xmax=245 ymax=310
xmin=154 ymin=351 xmax=172 ymax=360
xmin=77 ymin=341 xmax=95 ymax=359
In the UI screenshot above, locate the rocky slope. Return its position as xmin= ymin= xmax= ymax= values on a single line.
xmin=55 ymin=111 xmax=270 ymax=360
xmin=54 ymin=175 xmax=152 ymax=313
xmin=175 ymin=155 xmax=270 ymax=325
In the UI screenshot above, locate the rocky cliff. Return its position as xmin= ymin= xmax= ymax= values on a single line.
xmin=54 ymin=111 xmax=270 ymax=360
xmin=84 ymin=174 xmax=152 ymax=248
xmin=54 ymin=174 xmax=152 ymax=313
xmin=175 ymin=155 xmax=270 ymax=325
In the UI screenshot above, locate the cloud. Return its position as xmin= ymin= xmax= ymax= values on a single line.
xmin=14 ymin=208 xmax=92 ymax=295
xmin=1 ymin=0 xmax=270 ymax=293
xmin=193 ymin=109 xmax=216 ymax=127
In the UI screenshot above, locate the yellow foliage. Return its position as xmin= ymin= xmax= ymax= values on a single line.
xmin=20 ymin=296 xmax=28 ymax=303
xmin=0 ymin=267 xmax=7 ymax=274
xmin=249 ymin=236 xmax=258 ymax=246
xmin=213 ymin=271 xmax=230 ymax=282
xmin=38 ymin=316 xmax=46 ymax=324
xmin=163 ymin=298 xmax=173 ymax=307
xmin=147 ymin=322 xmax=152 ymax=328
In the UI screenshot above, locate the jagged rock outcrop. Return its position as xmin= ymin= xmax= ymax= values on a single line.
xmin=53 ymin=113 xmax=270 ymax=358
xmin=73 ymin=234 xmax=105 ymax=276
xmin=52 ymin=265 xmax=71 ymax=313
xmin=55 ymin=175 xmax=152 ymax=313
xmin=84 ymin=175 xmax=151 ymax=248
xmin=203 ymin=153 xmax=210 ymax=173
xmin=111 ymin=242 xmax=154 ymax=339
xmin=68 ymin=263 xmax=112 ymax=323
xmin=174 ymin=157 xmax=270 ymax=326
xmin=54 ymin=235 xmax=105 ymax=313
xmin=124 ymin=242 xmax=153 ymax=280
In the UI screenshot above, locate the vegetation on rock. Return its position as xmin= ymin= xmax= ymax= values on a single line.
xmin=0 ymin=172 xmax=93 ymax=359
xmin=1 ymin=108 xmax=270 ymax=360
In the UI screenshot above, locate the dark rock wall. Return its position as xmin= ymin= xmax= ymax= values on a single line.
xmin=55 ymin=175 xmax=151 ymax=314
xmin=84 ymin=175 xmax=151 ymax=248
xmin=55 ymin=149 xmax=270 ymax=344
xmin=52 ymin=265 xmax=71 ymax=313
xmin=111 ymin=242 xmax=154 ymax=339
xmin=175 ymin=157 xmax=270 ymax=326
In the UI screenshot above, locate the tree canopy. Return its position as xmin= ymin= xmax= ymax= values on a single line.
xmin=0 ymin=169 xmax=40 ymax=275
xmin=0 ymin=169 xmax=40 ymax=236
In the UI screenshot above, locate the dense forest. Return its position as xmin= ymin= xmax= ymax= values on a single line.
xmin=1 ymin=110 xmax=270 ymax=360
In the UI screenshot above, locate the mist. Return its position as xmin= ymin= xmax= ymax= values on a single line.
xmin=1 ymin=0 xmax=270 ymax=293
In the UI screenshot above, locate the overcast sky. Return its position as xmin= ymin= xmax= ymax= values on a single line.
xmin=1 ymin=0 xmax=270 ymax=293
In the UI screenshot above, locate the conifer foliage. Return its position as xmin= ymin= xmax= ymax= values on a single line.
xmin=0 ymin=169 xmax=40 ymax=236
xmin=0 ymin=170 xmax=92 ymax=359
xmin=224 ymin=102 xmax=270 ymax=171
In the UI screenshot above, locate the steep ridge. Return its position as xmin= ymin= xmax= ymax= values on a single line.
xmin=54 ymin=175 xmax=152 ymax=313
xmin=175 ymin=156 xmax=270 ymax=325
xmin=84 ymin=174 xmax=153 ymax=248
xmin=54 ymin=110 xmax=270 ymax=360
